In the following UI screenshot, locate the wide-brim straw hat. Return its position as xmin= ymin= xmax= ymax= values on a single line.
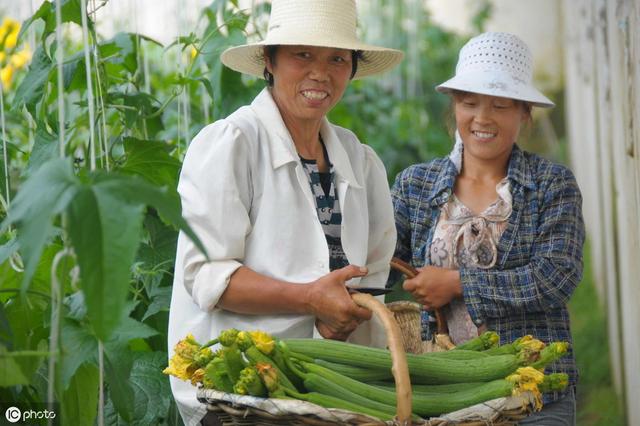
xmin=221 ymin=0 xmax=403 ymax=80
xmin=436 ymin=32 xmax=554 ymax=108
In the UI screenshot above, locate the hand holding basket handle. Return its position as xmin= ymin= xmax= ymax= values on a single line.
xmin=390 ymin=257 xmax=454 ymax=350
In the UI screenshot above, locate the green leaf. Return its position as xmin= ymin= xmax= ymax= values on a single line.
xmin=0 ymin=238 xmax=19 ymax=265
xmin=13 ymin=46 xmax=53 ymax=111
xmin=0 ymin=158 xmax=78 ymax=292
xmin=2 ymin=296 xmax=48 ymax=378
xmin=120 ymin=137 xmax=181 ymax=188
xmin=60 ymin=319 xmax=98 ymax=389
xmin=137 ymin=214 xmax=178 ymax=271
xmin=142 ymin=286 xmax=171 ymax=321
xmin=104 ymin=342 xmax=135 ymax=422
xmin=61 ymin=363 xmax=99 ymax=426
xmin=26 ymin=127 xmax=60 ymax=177
xmin=92 ymin=174 xmax=208 ymax=259
xmin=0 ymin=303 xmax=12 ymax=348
xmin=104 ymin=352 xmax=173 ymax=425
xmin=19 ymin=0 xmax=92 ymax=44
xmin=110 ymin=317 xmax=158 ymax=345
xmin=66 ymin=183 xmax=145 ymax=341
xmin=0 ymin=345 xmax=30 ymax=386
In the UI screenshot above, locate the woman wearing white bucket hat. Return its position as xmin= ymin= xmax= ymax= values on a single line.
xmin=168 ymin=1 xmax=402 ymax=424
xmin=391 ymin=32 xmax=584 ymax=424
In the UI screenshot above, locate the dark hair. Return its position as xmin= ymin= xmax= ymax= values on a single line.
xmin=262 ymin=46 xmax=364 ymax=87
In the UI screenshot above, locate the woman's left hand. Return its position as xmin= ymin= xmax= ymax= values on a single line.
xmin=402 ymin=266 xmax=462 ymax=310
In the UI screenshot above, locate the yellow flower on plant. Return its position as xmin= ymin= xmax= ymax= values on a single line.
xmin=249 ymin=330 xmax=275 ymax=355
xmin=0 ymin=18 xmax=20 ymax=50
xmin=1 ymin=65 xmax=14 ymax=90
xmin=10 ymin=46 xmax=31 ymax=69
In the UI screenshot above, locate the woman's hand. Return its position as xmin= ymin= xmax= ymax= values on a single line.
xmin=306 ymin=265 xmax=373 ymax=341
xmin=402 ymin=266 xmax=462 ymax=310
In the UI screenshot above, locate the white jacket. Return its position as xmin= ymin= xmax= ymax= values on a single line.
xmin=168 ymin=88 xmax=396 ymax=425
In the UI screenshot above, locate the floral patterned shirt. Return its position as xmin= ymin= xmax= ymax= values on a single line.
xmin=430 ymin=179 xmax=511 ymax=344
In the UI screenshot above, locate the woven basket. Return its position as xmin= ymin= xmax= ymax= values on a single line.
xmin=197 ymin=260 xmax=533 ymax=425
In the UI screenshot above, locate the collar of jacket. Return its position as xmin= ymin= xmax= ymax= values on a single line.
xmin=250 ymin=88 xmax=362 ymax=189
xmin=428 ymin=144 xmax=536 ymax=207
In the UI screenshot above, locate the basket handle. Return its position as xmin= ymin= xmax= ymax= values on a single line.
xmin=351 ymin=292 xmax=412 ymax=425
xmin=390 ymin=257 xmax=449 ymax=335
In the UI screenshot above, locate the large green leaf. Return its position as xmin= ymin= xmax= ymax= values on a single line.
xmin=137 ymin=214 xmax=178 ymax=271
xmin=104 ymin=342 xmax=135 ymax=422
xmin=104 ymin=352 xmax=173 ymax=425
xmin=60 ymin=319 xmax=98 ymax=389
xmin=120 ymin=137 xmax=181 ymax=188
xmin=19 ymin=0 xmax=92 ymax=44
xmin=0 ymin=158 xmax=78 ymax=291
xmin=61 ymin=362 xmax=99 ymax=426
xmin=66 ymin=183 xmax=145 ymax=341
xmin=111 ymin=317 xmax=158 ymax=345
xmin=92 ymin=173 xmax=207 ymax=258
xmin=12 ymin=46 xmax=53 ymax=112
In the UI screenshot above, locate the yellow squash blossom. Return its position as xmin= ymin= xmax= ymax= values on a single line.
xmin=163 ymin=352 xmax=195 ymax=381
xmin=249 ymin=330 xmax=275 ymax=355
xmin=507 ymin=366 xmax=545 ymax=410
xmin=163 ymin=333 xmax=203 ymax=381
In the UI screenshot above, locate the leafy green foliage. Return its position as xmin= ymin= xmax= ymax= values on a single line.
xmin=0 ymin=0 xmax=583 ymax=425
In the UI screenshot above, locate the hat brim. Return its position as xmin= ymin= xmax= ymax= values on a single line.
xmin=436 ymin=70 xmax=554 ymax=108
xmin=221 ymin=40 xmax=403 ymax=80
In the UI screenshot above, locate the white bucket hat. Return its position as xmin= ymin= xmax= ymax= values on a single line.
xmin=436 ymin=32 xmax=554 ymax=108
xmin=220 ymin=0 xmax=403 ymax=80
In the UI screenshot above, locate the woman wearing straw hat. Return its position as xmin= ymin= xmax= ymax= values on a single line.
xmin=392 ymin=32 xmax=584 ymax=424
xmin=168 ymin=0 xmax=402 ymax=424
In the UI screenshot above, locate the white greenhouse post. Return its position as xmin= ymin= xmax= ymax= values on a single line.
xmin=606 ymin=1 xmax=640 ymax=422
xmin=80 ymin=0 xmax=97 ymax=171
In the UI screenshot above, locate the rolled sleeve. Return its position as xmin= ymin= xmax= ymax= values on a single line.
xmin=177 ymin=121 xmax=254 ymax=311
xmin=461 ymin=168 xmax=585 ymax=320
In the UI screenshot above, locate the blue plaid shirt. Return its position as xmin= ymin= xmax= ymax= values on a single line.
xmin=391 ymin=145 xmax=585 ymax=401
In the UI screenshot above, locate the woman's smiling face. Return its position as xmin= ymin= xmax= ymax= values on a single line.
xmin=265 ymin=45 xmax=353 ymax=126
xmin=454 ymin=92 xmax=529 ymax=164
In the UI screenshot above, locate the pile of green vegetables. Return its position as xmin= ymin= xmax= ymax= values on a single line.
xmin=164 ymin=329 xmax=569 ymax=421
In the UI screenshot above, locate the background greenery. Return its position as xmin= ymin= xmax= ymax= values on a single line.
xmin=0 ymin=0 xmax=624 ymax=425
